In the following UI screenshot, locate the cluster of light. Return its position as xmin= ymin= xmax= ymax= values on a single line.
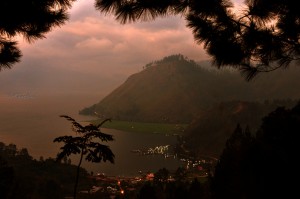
xmin=147 ymin=145 xmax=170 ymax=154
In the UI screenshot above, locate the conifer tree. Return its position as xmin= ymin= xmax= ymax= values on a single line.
xmin=0 ymin=0 xmax=76 ymax=70
xmin=95 ymin=0 xmax=300 ymax=80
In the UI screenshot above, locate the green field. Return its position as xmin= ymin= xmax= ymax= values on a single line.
xmin=89 ymin=119 xmax=188 ymax=135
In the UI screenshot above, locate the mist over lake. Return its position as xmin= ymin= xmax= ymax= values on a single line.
xmin=0 ymin=93 xmax=183 ymax=176
xmin=0 ymin=93 xmax=96 ymax=157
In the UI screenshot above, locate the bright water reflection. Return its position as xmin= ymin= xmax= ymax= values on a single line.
xmin=81 ymin=128 xmax=184 ymax=177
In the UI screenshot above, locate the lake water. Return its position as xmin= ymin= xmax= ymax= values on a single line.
xmin=80 ymin=128 xmax=183 ymax=176
xmin=0 ymin=94 xmax=183 ymax=177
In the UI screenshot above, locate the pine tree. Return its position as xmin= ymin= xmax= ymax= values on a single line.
xmin=95 ymin=0 xmax=300 ymax=80
xmin=0 ymin=0 xmax=76 ymax=69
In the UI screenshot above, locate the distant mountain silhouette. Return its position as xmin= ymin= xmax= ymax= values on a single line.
xmin=80 ymin=54 xmax=300 ymax=123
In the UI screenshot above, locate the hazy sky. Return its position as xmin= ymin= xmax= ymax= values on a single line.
xmin=0 ymin=0 xmax=244 ymax=96
xmin=0 ymin=0 xmax=245 ymax=159
xmin=0 ymin=0 xmax=244 ymax=103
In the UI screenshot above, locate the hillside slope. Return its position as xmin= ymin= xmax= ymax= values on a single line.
xmin=182 ymin=100 xmax=298 ymax=157
xmin=80 ymin=54 xmax=300 ymax=123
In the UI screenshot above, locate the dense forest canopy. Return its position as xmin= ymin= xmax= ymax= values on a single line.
xmin=211 ymin=102 xmax=300 ymax=198
xmin=0 ymin=142 xmax=91 ymax=198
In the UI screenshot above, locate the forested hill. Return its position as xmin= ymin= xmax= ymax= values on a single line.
xmin=0 ymin=142 xmax=92 ymax=198
xmin=79 ymin=54 xmax=300 ymax=123
xmin=181 ymin=99 xmax=299 ymax=157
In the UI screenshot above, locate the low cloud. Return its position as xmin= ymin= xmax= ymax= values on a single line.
xmin=9 ymin=0 xmax=209 ymax=99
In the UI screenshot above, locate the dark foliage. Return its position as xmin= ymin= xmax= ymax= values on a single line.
xmin=154 ymin=168 xmax=169 ymax=184
xmin=138 ymin=182 xmax=157 ymax=199
xmin=211 ymin=102 xmax=300 ymax=198
xmin=54 ymin=115 xmax=114 ymax=163
xmin=137 ymin=171 xmax=211 ymax=199
xmin=0 ymin=0 xmax=76 ymax=69
xmin=0 ymin=141 xmax=92 ymax=199
xmin=182 ymin=99 xmax=298 ymax=157
xmin=0 ymin=157 xmax=14 ymax=199
xmin=54 ymin=115 xmax=115 ymax=199
xmin=95 ymin=0 xmax=300 ymax=80
xmin=189 ymin=178 xmax=204 ymax=199
xmin=211 ymin=124 xmax=260 ymax=199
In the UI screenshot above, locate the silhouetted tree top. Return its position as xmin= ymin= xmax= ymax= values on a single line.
xmin=54 ymin=115 xmax=114 ymax=199
xmin=212 ymin=102 xmax=300 ymax=198
xmin=54 ymin=115 xmax=115 ymax=164
xmin=0 ymin=0 xmax=75 ymax=70
xmin=95 ymin=0 xmax=300 ymax=80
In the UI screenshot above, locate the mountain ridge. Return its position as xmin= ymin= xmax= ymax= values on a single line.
xmin=79 ymin=54 xmax=300 ymax=123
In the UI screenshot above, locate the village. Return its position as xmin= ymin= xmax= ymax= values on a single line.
xmin=76 ymin=155 xmax=216 ymax=198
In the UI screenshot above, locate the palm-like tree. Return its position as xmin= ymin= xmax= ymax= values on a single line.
xmin=54 ymin=115 xmax=114 ymax=199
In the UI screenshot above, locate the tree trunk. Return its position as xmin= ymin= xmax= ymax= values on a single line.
xmin=74 ymin=150 xmax=84 ymax=199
